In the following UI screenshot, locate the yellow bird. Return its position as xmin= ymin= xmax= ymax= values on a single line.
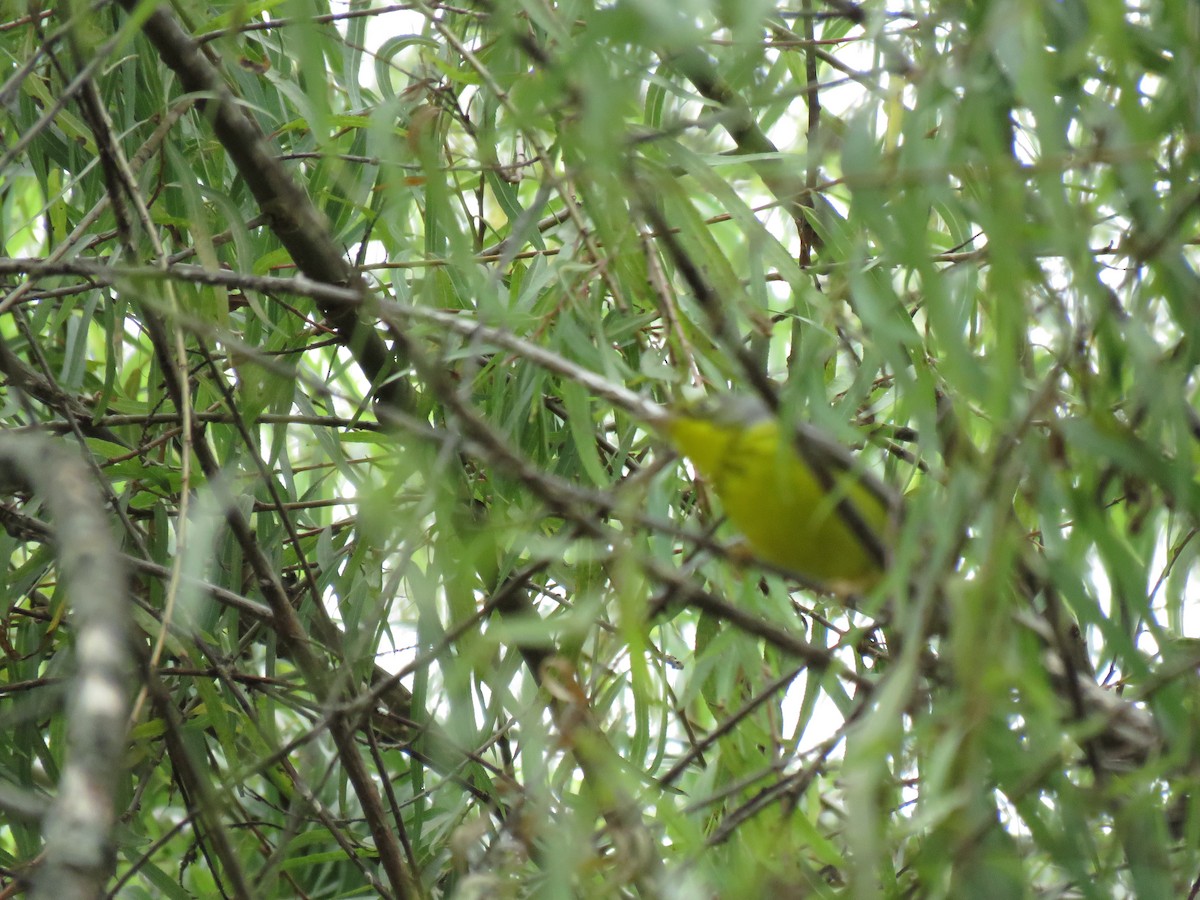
xmin=665 ymin=396 xmax=899 ymax=589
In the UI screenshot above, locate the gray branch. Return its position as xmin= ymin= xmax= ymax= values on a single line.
xmin=0 ymin=435 xmax=133 ymax=900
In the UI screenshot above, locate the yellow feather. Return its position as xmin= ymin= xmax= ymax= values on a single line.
xmin=667 ymin=402 xmax=893 ymax=589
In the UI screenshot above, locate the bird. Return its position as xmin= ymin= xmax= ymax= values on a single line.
xmin=664 ymin=394 xmax=900 ymax=590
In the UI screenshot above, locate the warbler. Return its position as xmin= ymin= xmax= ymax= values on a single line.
xmin=666 ymin=395 xmax=899 ymax=589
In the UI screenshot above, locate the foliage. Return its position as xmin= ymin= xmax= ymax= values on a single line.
xmin=0 ymin=0 xmax=1198 ymax=897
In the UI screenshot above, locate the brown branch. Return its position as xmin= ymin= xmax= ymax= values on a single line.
xmin=0 ymin=498 xmax=500 ymax=808
xmin=133 ymin=305 xmax=421 ymax=899
xmin=114 ymin=0 xmax=411 ymax=415
xmin=663 ymin=46 xmax=811 ymax=234
xmin=142 ymin=674 xmax=255 ymax=899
